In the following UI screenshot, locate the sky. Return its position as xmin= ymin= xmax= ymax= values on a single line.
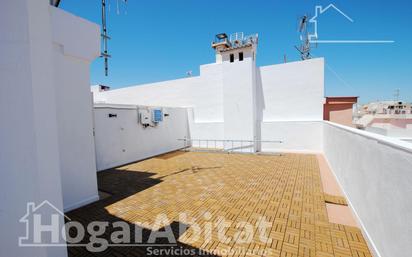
xmin=60 ymin=0 xmax=412 ymax=104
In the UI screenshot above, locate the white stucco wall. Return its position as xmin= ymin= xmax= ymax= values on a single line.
xmin=94 ymin=62 xmax=224 ymax=123
xmin=323 ymin=121 xmax=412 ymax=257
xmin=222 ymin=48 xmax=256 ymax=142
xmin=93 ymin=57 xmax=325 ymax=152
xmin=94 ymin=104 xmax=190 ymax=171
xmin=261 ymin=121 xmax=323 ymax=153
xmin=51 ymin=7 xmax=100 ymax=211
xmin=364 ymin=126 xmax=388 ymax=136
xmin=0 ymin=1 xmax=67 ymax=257
xmin=258 ymin=58 xmax=324 ymax=121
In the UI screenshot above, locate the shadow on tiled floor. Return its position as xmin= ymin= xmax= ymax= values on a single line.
xmin=66 ymin=167 xmax=220 ymax=257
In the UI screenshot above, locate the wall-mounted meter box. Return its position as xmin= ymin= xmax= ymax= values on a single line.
xmin=151 ymin=109 xmax=163 ymax=123
xmin=138 ymin=109 xmax=151 ymax=126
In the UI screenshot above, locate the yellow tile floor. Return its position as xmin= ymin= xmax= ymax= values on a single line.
xmin=67 ymin=151 xmax=372 ymax=257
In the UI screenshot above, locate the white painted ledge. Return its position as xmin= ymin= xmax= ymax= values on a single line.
xmin=324 ymin=121 xmax=412 ymax=153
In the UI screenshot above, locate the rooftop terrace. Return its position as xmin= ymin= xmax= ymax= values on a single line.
xmin=67 ymin=151 xmax=372 ymax=257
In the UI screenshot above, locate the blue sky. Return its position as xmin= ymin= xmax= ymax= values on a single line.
xmin=61 ymin=0 xmax=412 ymax=104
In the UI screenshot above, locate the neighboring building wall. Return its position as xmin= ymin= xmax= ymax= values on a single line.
xmin=93 ymin=58 xmax=325 ymax=153
xmin=327 ymin=106 xmax=353 ymax=126
xmin=94 ymin=105 xmax=190 ymax=171
xmin=323 ymin=97 xmax=357 ymax=127
xmin=51 ymin=8 xmax=100 ymax=211
xmin=323 ymin=121 xmax=412 ymax=257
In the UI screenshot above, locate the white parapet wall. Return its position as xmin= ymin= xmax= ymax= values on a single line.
xmin=0 ymin=0 xmax=101 ymax=255
xmin=51 ymin=7 xmax=100 ymax=211
xmin=1 ymin=1 xmax=68 ymax=256
xmin=323 ymin=121 xmax=412 ymax=257
xmin=94 ymin=104 xmax=190 ymax=171
xmin=261 ymin=121 xmax=323 ymax=153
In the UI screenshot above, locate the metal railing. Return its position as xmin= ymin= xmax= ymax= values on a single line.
xmin=229 ymin=32 xmax=258 ymax=46
xmin=177 ymin=138 xmax=282 ymax=154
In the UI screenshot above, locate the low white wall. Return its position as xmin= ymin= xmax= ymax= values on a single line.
xmin=189 ymin=122 xmax=224 ymax=141
xmin=365 ymin=126 xmax=387 ymax=136
xmin=94 ymin=105 xmax=190 ymax=171
xmin=323 ymin=121 xmax=412 ymax=257
xmin=261 ymin=121 xmax=323 ymax=153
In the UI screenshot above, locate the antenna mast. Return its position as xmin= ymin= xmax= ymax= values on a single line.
xmin=394 ymin=88 xmax=400 ymax=102
xmin=101 ymin=0 xmax=127 ymax=76
xmin=101 ymin=0 xmax=110 ymax=76
xmin=295 ymin=15 xmax=314 ymax=60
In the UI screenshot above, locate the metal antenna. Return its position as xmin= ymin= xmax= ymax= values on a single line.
xmin=101 ymin=0 xmax=110 ymax=76
xmin=394 ymin=88 xmax=400 ymax=101
xmin=295 ymin=15 xmax=314 ymax=60
xmin=100 ymin=0 xmax=128 ymax=76
xmin=298 ymin=15 xmax=307 ymax=33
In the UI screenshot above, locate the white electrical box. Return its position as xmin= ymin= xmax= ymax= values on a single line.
xmin=138 ymin=109 xmax=151 ymax=126
xmin=151 ymin=109 xmax=163 ymax=123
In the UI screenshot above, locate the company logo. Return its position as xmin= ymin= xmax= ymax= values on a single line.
xmin=19 ymin=201 xmax=275 ymax=255
xmin=309 ymin=4 xmax=394 ymax=44
xmin=19 ymin=201 xmax=69 ymax=247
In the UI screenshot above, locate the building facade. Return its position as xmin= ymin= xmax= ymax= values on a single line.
xmin=93 ymin=32 xmax=325 ymax=153
xmin=323 ymin=96 xmax=358 ymax=127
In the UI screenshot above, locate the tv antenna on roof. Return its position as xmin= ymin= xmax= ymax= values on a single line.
xmin=295 ymin=15 xmax=316 ymax=60
xmin=101 ymin=0 xmax=128 ymax=76
xmin=394 ymin=88 xmax=400 ymax=102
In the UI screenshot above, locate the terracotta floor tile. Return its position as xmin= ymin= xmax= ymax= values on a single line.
xmin=66 ymin=151 xmax=372 ymax=257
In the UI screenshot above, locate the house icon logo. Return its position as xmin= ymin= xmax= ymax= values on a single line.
xmin=19 ymin=200 xmax=70 ymax=246
xmin=308 ymin=4 xmax=394 ymax=44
